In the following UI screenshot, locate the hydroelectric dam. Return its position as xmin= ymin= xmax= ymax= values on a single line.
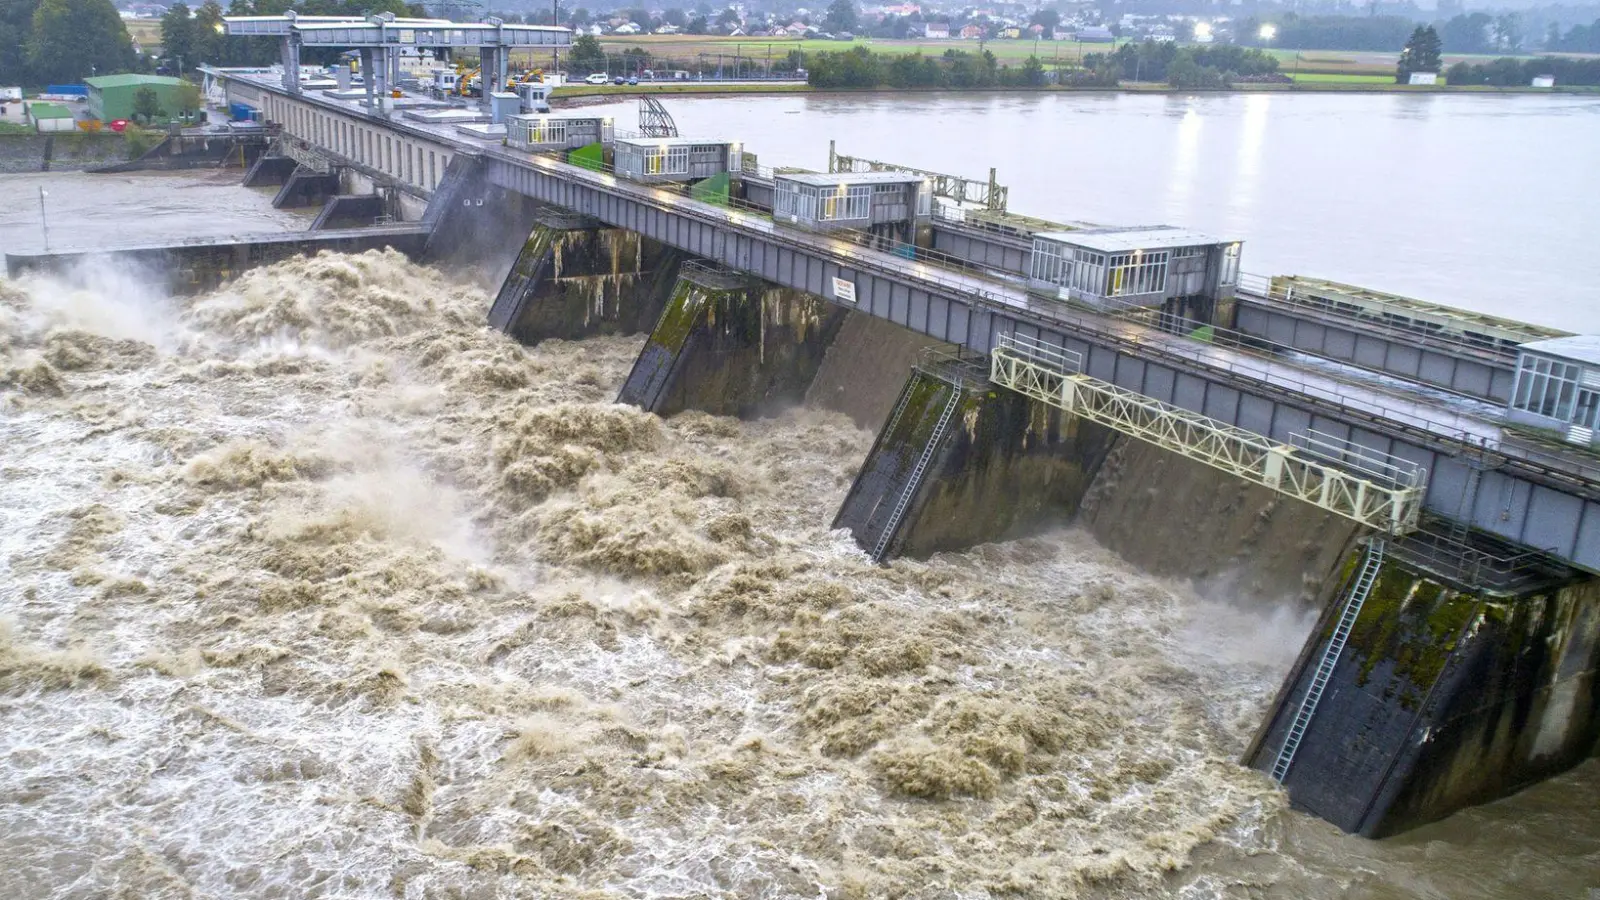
xmin=6 ymin=16 xmax=1598 ymax=844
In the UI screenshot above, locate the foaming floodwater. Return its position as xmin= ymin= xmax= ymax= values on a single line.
xmin=1 ymin=250 xmax=1595 ymax=899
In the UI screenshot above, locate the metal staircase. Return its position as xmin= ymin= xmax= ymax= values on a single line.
xmin=1272 ymin=538 xmax=1387 ymax=783
xmin=871 ymin=386 xmax=962 ymax=562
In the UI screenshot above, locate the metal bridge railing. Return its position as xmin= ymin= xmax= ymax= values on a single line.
xmin=1234 ymin=271 xmax=1526 ymax=365
xmin=990 ymin=333 xmax=1429 ymax=535
xmin=1387 ymin=522 xmax=1565 ymax=593
xmin=915 ymin=345 xmax=989 ymax=390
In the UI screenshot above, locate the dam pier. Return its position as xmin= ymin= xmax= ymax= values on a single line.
xmin=6 ymin=19 xmax=1597 ymax=842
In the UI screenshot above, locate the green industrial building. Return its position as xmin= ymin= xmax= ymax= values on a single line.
xmin=85 ymin=74 xmax=190 ymax=124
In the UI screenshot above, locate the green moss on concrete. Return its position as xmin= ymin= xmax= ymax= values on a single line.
xmin=1345 ymin=558 xmax=1478 ymax=706
xmin=885 ymin=379 xmax=1118 ymax=559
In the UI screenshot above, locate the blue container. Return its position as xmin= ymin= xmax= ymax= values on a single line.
xmin=46 ymin=84 xmax=87 ymax=97
xmin=228 ymin=102 xmax=257 ymax=121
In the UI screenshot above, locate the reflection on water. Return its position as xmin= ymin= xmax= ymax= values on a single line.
xmin=580 ymin=91 xmax=1600 ymax=332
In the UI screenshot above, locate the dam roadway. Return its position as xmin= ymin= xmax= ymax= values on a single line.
xmin=208 ymin=69 xmax=1600 ymax=574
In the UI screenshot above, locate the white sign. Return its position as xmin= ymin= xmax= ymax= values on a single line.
xmin=832 ymin=277 xmax=857 ymax=304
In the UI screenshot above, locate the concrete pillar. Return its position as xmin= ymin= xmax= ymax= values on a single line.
xmin=833 ymin=363 xmax=1117 ymax=561
xmin=359 ymin=48 xmax=376 ymax=112
xmin=1246 ymin=544 xmax=1597 ymax=837
xmin=242 ymin=153 xmax=298 ymax=188
xmin=489 ymin=222 xmax=683 ymax=345
xmin=281 ymin=36 xmax=302 ymax=94
xmin=418 ymin=154 xmax=544 ymax=272
xmin=272 ymin=166 xmax=342 ymax=209
xmin=371 ymin=52 xmax=388 ymax=115
xmin=478 ymin=46 xmax=500 ymax=112
xmin=615 ymin=266 xmax=848 ymax=419
xmin=388 ymin=46 xmax=401 ymax=90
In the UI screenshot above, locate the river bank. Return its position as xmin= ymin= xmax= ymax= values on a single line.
xmin=552 ymin=80 xmax=1594 ymax=101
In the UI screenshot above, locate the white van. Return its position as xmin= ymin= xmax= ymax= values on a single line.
xmin=584 ymin=73 xmax=609 ymax=85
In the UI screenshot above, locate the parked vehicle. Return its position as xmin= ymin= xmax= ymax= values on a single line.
xmin=584 ymin=73 xmax=609 ymax=85
xmin=613 ymin=75 xmax=626 ymax=85
xmin=627 ymin=76 xmax=639 ymax=85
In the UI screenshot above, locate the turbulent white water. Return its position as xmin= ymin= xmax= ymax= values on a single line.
xmin=0 ymin=249 xmax=1328 ymax=899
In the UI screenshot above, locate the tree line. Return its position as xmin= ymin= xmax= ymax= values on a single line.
xmin=806 ymin=47 xmax=1047 ymax=89
xmin=805 ymin=42 xmax=1279 ymax=91
xmin=1446 ymin=56 xmax=1600 ymax=86
xmin=0 ymin=0 xmax=137 ymax=86
xmin=1084 ymin=42 xmax=1281 ymax=88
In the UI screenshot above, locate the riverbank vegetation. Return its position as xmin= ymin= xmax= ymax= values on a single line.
xmin=804 ymin=42 xmax=1282 ymax=90
xmin=1447 ymin=55 xmax=1600 ymax=86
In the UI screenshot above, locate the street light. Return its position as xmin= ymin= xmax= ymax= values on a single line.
xmin=1258 ymin=24 xmax=1277 ymax=42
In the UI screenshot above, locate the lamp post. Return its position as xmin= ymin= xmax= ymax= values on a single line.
xmin=552 ymin=0 xmax=561 ymax=78
xmin=38 ymin=187 xmax=49 ymax=252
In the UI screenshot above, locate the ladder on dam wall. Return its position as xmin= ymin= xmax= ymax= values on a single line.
xmin=1272 ymin=538 xmax=1387 ymax=782
xmin=872 ymin=384 xmax=962 ymax=562
xmin=989 ymin=333 xmax=1428 ymax=535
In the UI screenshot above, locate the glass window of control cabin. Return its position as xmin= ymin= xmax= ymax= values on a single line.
xmin=667 ymin=145 xmax=690 ymax=174
xmin=1574 ymin=389 xmax=1600 ymax=430
xmin=1513 ymin=355 xmax=1581 ymax=420
xmin=1107 ymin=251 xmax=1169 ymax=297
xmin=1220 ymin=243 xmax=1242 ymax=285
xmin=776 ymin=182 xmax=802 ymax=218
xmin=845 ymin=185 xmax=870 ymax=219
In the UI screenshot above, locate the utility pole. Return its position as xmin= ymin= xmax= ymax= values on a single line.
xmin=38 ymin=187 xmax=49 ymax=252
xmin=552 ymin=0 xmax=561 ymax=79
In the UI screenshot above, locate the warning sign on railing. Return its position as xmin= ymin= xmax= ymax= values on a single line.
xmin=832 ymin=277 xmax=856 ymax=304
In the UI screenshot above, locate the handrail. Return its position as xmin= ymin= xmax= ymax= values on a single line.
xmin=1235 ymin=271 xmax=1526 ymax=365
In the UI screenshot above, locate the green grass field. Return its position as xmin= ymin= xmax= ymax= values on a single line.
xmin=125 ymin=18 xmax=162 ymax=51
xmin=1288 ymin=73 xmax=1396 ymax=84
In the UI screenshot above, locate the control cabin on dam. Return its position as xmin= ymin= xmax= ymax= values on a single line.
xmin=771 ymin=171 xmax=933 ymax=242
xmin=613 ymin=137 xmax=743 ymax=184
xmin=505 ymin=113 xmax=614 ymax=153
xmin=1506 ymin=335 xmax=1600 ymax=448
xmin=1027 ymin=226 xmax=1243 ymax=314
